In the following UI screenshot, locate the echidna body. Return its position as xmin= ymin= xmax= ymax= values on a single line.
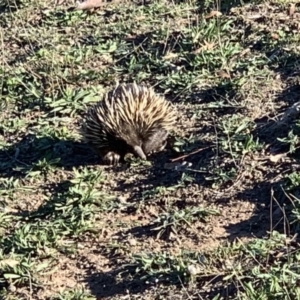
xmin=81 ymin=83 xmax=177 ymax=165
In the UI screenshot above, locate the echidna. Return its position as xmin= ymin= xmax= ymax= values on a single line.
xmin=80 ymin=82 xmax=177 ymax=165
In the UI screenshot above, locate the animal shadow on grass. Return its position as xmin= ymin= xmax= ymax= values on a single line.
xmin=222 ymin=174 xmax=289 ymax=241
xmin=11 ymin=180 xmax=74 ymax=221
xmin=251 ymin=49 xmax=300 ymax=157
xmin=86 ymin=266 xmax=159 ymax=299
xmin=85 ymin=250 xmax=239 ymax=299
xmin=86 ymin=271 xmax=130 ymax=298
xmin=113 ymin=139 xmax=215 ymax=204
xmin=183 ymin=48 xmax=300 ymax=242
xmin=224 ymin=51 xmax=300 ymax=241
xmin=0 ymin=133 xmax=101 ymax=180
xmin=86 ymin=272 xmax=231 ymax=299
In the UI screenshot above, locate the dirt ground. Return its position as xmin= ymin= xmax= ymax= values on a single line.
xmin=1 ymin=0 xmax=300 ymax=299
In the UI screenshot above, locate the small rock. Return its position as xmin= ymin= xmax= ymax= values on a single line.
xmin=127 ymin=238 xmax=137 ymax=246
xmin=117 ymin=195 xmax=129 ymax=203
xmin=169 ymin=232 xmax=178 ymax=241
xmin=8 ymin=283 xmax=16 ymax=292
xmin=187 ymin=264 xmax=200 ymax=276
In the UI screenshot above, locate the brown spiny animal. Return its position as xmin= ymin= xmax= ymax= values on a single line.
xmin=80 ymin=82 xmax=177 ymax=165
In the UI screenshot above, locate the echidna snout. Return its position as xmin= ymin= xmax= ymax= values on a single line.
xmin=133 ymin=145 xmax=147 ymax=160
xmin=81 ymin=82 xmax=177 ymax=165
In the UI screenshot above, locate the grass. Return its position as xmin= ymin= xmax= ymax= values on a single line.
xmin=1 ymin=0 xmax=300 ymax=299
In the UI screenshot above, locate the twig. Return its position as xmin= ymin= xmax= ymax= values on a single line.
xmin=170 ymin=147 xmax=210 ymax=162
xmin=76 ymin=0 xmax=121 ymax=10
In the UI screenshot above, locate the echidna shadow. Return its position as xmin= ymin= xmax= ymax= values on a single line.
xmin=80 ymin=83 xmax=178 ymax=165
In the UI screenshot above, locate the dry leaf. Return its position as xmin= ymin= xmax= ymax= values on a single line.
xmin=271 ymin=33 xmax=279 ymax=40
xmin=246 ymin=13 xmax=263 ymax=20
xmin=194 ymin=40 xmax=215 ymax=53
xmin=76 ymin=0 xmax=103 ymax=9
xmin=0 ymin=259 xmax=19 ymax=268
xmin=127 ymin=238 xmax=137 ymax=246
xmin=269 ymin=153 xmax=286 ymax=163
xmin=163 ymin=52 xmax=178 ymax=60
xmin=216 ymin=70 xmax=231 ymax=79
xmin=238 ymin=48 xmax=250 ymax=57
xmin=203 ymin=41 xmax=215 ymax=50
xmin=193 ymin=48 xmax=202 ymax=54
xmin=277 ymin=13 xmax=288 ymax=21
xmin=205 ymin=10 xmax=222 ymax=19
xmin=274 ymin=251 xmax=285 ymax=258
xmin=187 ymin=265 xmax=201 ymax=275
xmin=135 ymin=15 xmax=146 ymax=21
xmin=289 ymin=3 xmax=296 ymax=17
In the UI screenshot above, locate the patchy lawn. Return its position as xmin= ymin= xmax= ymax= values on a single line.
xmin=1 ymin=0 xmax=300 ymax=299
